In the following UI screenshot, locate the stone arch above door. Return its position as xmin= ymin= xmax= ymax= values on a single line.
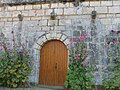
xmin=32 ymin=32 xmax=69 ymax=83
xmin=33 ymin=33 xmax=69 ymax=50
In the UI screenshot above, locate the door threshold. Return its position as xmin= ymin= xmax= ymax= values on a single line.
xmin=38 ymin=84 xmax=65 ymax=90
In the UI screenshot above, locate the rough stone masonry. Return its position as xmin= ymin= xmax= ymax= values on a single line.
xmin=0 ymin=0 xmax=120 ymax=85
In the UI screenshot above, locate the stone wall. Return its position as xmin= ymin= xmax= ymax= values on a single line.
xmin=0 ymin=1 xmax=120 ymax=84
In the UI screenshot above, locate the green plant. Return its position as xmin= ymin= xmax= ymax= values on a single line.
xmin=103 ymin=30 xmax=120 ymax=90
xmin=64 ymin=33 xmax=94 ymax=90
xmin=0 ymin=31 xmax=32 ymax=88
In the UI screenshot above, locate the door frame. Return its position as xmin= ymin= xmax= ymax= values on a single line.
xmin=32 ymin=33 xmax=69 ymax=83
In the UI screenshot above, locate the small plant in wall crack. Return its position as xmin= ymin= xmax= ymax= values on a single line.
xmin=64 ymin=32 xmax=95 ymax=90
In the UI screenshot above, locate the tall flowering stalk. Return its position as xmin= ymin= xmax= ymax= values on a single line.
xmin=11 ymin=31 xmax=16 ymax=48
xmin=0 ymin=31 xmax=32 ymax=88
xmin=64 ymin=32 xmax=94 ymax=90
xmin=0 ymin=32 xmax=9 ymax=58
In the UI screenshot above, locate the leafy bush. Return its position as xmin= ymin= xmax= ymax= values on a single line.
xmin=64 ymin=33 xmax=94 ymax=90
xmin=0 ymin=31 xmax=32 ymax=88
xmin=103 ymin=30 xmax=120 ymax=90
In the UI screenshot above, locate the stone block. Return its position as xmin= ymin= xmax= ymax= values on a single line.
xmin=97 ymin=15 xmax=106 ymax=18
xmin=56 ymin=33 xmax=62 ymax=39
xmin=41 ymin=36 xmax=47 ymax=42
xmin=8 ymin=6 xmax=16 ymax=11
xmin=32 ymin=26 xmax=42 ymax=32
xmin=29 ymin=10 xmax=35 ymax=16
xmin=116 ymin=14 xmax=120 ymax=17
xmin=108 ymin=6 xmax=120 ymax=13
xmin=13 ymin=11 xmax=21 ymax=17
xmin=76 ymin=7 xmax=82 ymax=14
xmin=42 ymin=16 xmax=50 ymax=19
xmin=64 ymin=38 xmax=69 ymax=46
xmin=7 ymin=18 xmax=13 ymax=22
xmin=41 ymin=26 xmax=49 ymax=31
xmin=82 ymin=1 xmax=90 ymax=7
xmin=105 ymin=25 xmax=113 ymax=32
xmin=17 ymin=6 xmax=24 ymax=10
xmin=0 ymin=7 xmax=2 ymax=11
xmin=46 ymin=33 xmax=51 ymax=40
xmin=95 ymin=7 xmax=108 ymax=13
xmin=4 ymin=22 xmax=12 ymax=26
xmin=3 ymin=12 xmax=10 ymax=17
xmin=45 ymin=9 xmax=52 ymax=15
xmin=55 ymin=26 xmax=65 ymax=31
xmin=51 ymin=32 xmax=57 ymax=38
xmin=31 ymin=17 xmax=41 ymax=20
xmin=58 ymin=3 xmax=69 ymax=8
xmin=0 ymin=12 xmax=4 ymax=17
xmin=22 ymin=11 xmax=29 ymax=16
xmin=33 ymin=5 xmax=41 ymax=9
xmin=9 ymin=12 xmax=13 ymax=17
xmin=106 ymin=14 xmax=115 ymax=18
xmin=13 ymin=17 xmax=19 ymax=21
xmin=59 ymin=20 xmax=71 ymax=25
xmin=48 ymin=20 xmax=58 ymax=26
xmin=55 ymin=8 xmax=63 ymax=15
xmin=42 ymin=4 xmax=50 ymax=9
xmin=0 ymin=22 xmax=4 ymax=26
xmin=36 ymin=10 xmax=44 ymax=16
xmin=112 ymin=18 xmax=120 ymax=24
xmin=33 ymin=43 xmax=40 ymax=49
xmin=28 ymin=21 xmax=38 ymax=27
xmin=113 ymin=1 xmax=120 ymax=6
xmin=51 ymin=3 xmax=58 ymax=8
xmin=64 ymin=8 xmax=75 ymax=15
xmin=90 ymin=1 xmax=100 ymax=6
xmin=61 ymin=34 xmax=67 ymax=41
xmin=69 ymin=3 xmax=74 ymax=7
xmin=83 ymin=7 xmax=94 ymax=14
xmin=24 ymin=17 xmax=30 ymax=21
xmin=12 ymin=21 xmax=19 ymax=26
xmin=1 ymin=18 xmax=7 ymax=21
xmin=101 ymin=1 xmax=112 ymax=6
xmin=40 ymin=20 xmax=48 ymax=26
xmin=100 ymin=18 xmax=112 ymax=25
xmin=25 ymin=5 xmax=33 ymax=10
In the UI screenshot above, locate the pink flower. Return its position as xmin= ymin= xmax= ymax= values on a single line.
xmin=69 ymin=37 xmax=72 ymax=42
xmin=82 ymin=61 xmax=86 ymax=66
xmin=111 ymin=30 xmax=120 ymax=34
xmin=2 ymin=42 xmax=8 ymax=52
xmin=80 ymin=35 xmax=83 ymax=41
xmin=76 ymin=37 xmax=79 ymax=42
xmin=112 ymin=38 xmax=117 ymax=43
xmin=117 ymin=30 xmax=120 ymax=34
xmin=82 ymin=54 xmax=87 ymax=59
xmin=83 ymin=48 xmax=86 ymax=51
xmin=83 ymin=32 xmax=87 ymax=37
xmin=2 ymin=42 xmax=4 ymax=46
xmin=74 ymin=54 xmax=80 ymax=59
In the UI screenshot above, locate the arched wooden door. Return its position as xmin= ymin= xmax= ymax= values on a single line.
xmin=39 ymin=40 xmax=68 ymax=86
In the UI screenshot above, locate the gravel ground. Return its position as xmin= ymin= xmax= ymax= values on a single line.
xmin=0 ymin=87 xmax=54 ymax=90
xmin=0 ymin=85 xmax=64 ymax=90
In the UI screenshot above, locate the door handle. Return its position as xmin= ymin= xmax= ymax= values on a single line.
xmin=55 ymin=63 xmax=57 ymax=69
